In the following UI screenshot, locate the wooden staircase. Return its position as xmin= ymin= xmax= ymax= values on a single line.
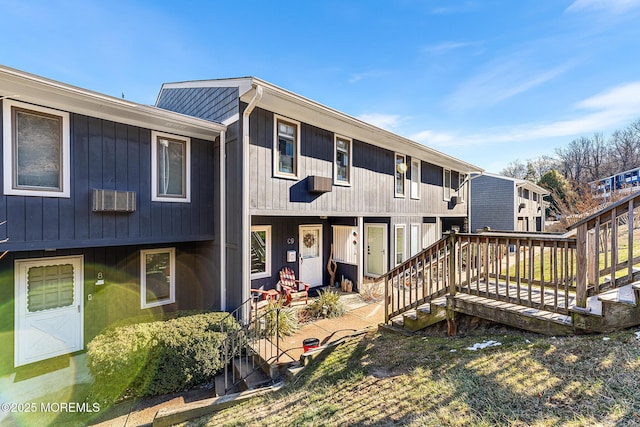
xmin=385 ymin=191 xmax=640 ymax=336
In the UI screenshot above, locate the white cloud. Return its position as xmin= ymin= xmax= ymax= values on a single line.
xmin=445 ymin=57 xmax=575 ymax=111
xmin=357 ymin=113 xmax=404 ymax=130
xmin=413 ymin=81 xmax=640 ymax=149
xmin=566 ymin=0 xmax=640 ymax=13
xmin=423 ymin=41 xmax=482 ymax=55
xmin=348 ymin=70 xmax=387 ymax=84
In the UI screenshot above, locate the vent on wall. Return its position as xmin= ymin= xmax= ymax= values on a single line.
xmin=92 ymin=189 xmax=136 ymax=212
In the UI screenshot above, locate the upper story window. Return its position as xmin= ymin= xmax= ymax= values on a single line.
xmin=410 ymin=158 xmax=420 ymax=199
xmin=458 ymin=173 xmax=466 ymax=202
xmin=443 ymin=169 xmax=451 ymax=201
xmin=151 ymin=131 xmax=191 ymax=203
xmin=395 ymin=154 xmax=407 ymax=197
xmin=274 ymin=116 xmax=299 ymax=179
xmin=334 ymin=136 xmax=352 ymax=185
xmin=2 ymin=99 xmax=70 ymax=198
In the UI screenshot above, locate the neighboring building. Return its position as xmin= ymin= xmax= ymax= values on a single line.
xmin=470 ymin=172 xmax=548 ymax=232
xmin=0 ymin=66 xmax=225 ymax=370
xmin=156 ymin=77 xmax=482 ymax=310
xmin=590 ymin=166 xmax=640 ymax=199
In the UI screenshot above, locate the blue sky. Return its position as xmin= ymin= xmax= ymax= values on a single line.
xmin=1 ymin=0 xmax=640 ymax=173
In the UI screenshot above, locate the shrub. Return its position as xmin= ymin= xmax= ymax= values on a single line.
xmin=258 ymin=300 xmax=299 ymax=337
xmin=306 ymin=288 xmax=346 ymax=319
xmin=87 ymin=312 xmax=237 ymax=404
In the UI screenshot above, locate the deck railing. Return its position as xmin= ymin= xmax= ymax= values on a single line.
xmin=571 ymin=190 xmax=640 ymax=306
xmin=384 ymin=191 xmax=640 ymax=324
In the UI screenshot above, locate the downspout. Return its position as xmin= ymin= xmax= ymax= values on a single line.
xmin=219 ymin=130 xmax=226 ymax=311
xmin=241 ymin=85 xmax=263 ymax=308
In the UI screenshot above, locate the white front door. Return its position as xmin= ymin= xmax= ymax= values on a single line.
xmin=365 ymin=224 xmax=387 ymax=277
xmin=299 ymin=225 xmax=323 ymax=287
xmin=14 ymin=256 xmax=84 ymax=367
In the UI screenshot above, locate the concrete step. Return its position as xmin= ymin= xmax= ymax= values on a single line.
xmin=233 ymin=357 xmax=272 ymax=391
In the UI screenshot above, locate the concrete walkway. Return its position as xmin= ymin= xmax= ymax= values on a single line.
xmin=95 ymin=291 xmax=384 ymax=426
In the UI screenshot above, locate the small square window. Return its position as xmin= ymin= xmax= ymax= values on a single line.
xmin=335 ymin=136 xmax=352 ymax=185
xmin=251 ymin=226 xmax=271 ymax=279
xmin=151 ymin=131 xmax=190 ymax=202
xmin=2 ymin=100 xmax=70 ymax=198
xmin=274 ymin=116 xmax=299 ymax=178
xmin=141 ymin=248 xmax=176 ymax=308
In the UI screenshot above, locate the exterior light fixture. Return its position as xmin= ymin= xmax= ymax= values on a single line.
xmin=396 ymin=163 xmax=408 ymax=174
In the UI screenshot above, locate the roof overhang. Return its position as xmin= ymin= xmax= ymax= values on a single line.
xmin=245 ymin=78 xmax=482 ymax=173
xmin=160 ymin=76 xmax=482 ymax=173
xmin=0 ymin=65 xmax=225 ymax=141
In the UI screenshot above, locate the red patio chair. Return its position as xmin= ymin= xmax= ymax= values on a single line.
xmin=277 ymin=267 xmax=310 ymax=305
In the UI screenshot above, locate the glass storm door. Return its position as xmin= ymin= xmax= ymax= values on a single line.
xmin=14 ymin=256 xmax=84 ymax=367
xmin=299 ymin=225 xmax=323 ymax=287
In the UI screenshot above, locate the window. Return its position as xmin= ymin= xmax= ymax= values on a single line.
xmin=458 ymin=173 xmax=466 ymax=202
xmin=251 ymin=226 xmax=271 ymax=279
xmin=395 ymin=225 xmax=405 ymax=266
xmin=2 ymin=99 xmax=70 ymax=197
xmin=334 ymin=136 xmax=351 ymax=185
xmin=274 ymin=116 xmax=299 ymax=178
xmin=141 ymin=248 xmax=175 ymax=308
xmin=410 ymin=224 xmax=420 ymax=257
xmin=410 ymin=159 xmax=420 ymax=199
xmin=443 ymin=169 xmax=451 ymax=201
xmin=151 ymin=131 xmax=190 ymax=202
xmin=395 ymin=154 xmax=406 ymax=197
xmin=332 ymin=225 xmax=358 ymax=264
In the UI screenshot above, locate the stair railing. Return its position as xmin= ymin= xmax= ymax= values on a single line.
xmin=218 ymin=297 xmax=284 ymax=395
xmin=570 ymin=189 xmax=640 ymax=307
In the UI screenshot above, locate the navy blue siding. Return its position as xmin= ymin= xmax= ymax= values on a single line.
xmin=156 ymin=87 xmax=238 ymax=123
xmin=0 ymin=241 xmax=217 ymax=374
xmin=470 ymin=175 xmax=515 ymax=231
xmin=0 ymin=112 xmax=218 ymax=251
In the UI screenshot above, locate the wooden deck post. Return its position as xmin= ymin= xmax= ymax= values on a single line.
xmin=576 ymin=223 xmax=588 ymax=308
xmin=446 ymin=231 xmax=457 ymax=336
xmin=587 ymin=229 xmax=596 ymax=287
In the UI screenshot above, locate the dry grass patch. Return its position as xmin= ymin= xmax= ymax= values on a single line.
xmin=186 ymin=327 xmax=640 ymax=426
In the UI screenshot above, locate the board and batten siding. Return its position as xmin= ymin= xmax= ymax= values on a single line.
xmin=0 ymin=112 xmax=219 ymax=252
xmin=0 ymin=241 xmax=217 ymax=374
xmin=470 ymin=175 xmax=515 ymax=232
xmin=156 ymin=86 xmax=239 ymax=124
xmin=248 ymin=107 xmax=468 ymax=217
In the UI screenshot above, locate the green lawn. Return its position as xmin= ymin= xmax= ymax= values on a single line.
xmin=187 ymin=327 xmax=640 ymax=426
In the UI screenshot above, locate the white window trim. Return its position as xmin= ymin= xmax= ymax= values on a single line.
xmin=140 ymin=247 xmax=176 ymax=309
xmin=394 ymin=224 xmax=406 ymax=266
xmin=458 ymin=173 xmax=466 ymax=203
xmin=334 ymin=134 xmax=352 ymax=186
xmin=410 ymin=158 xmax=420 ymax=200
xmin=151 ymin=131 xmax=191 ymax=203
xmin=273 ymin=115 xmax=300 ymax=180
xmin=443 ymin=168 xmax=451 ymax=201
xmin=395 ymin=153 xmax=407 ymax=198
xmin=251 ymin=225 xmax=272 ymax=279
xmin=2 ymin=99 xmax=71 ymax=198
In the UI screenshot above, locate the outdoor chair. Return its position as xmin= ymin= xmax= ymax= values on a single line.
xmin=277 ymin=267 xmax=310 ymax=305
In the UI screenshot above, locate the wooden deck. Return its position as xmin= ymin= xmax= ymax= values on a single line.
xmin=384 ymin=191 xmax=640 ymax=335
